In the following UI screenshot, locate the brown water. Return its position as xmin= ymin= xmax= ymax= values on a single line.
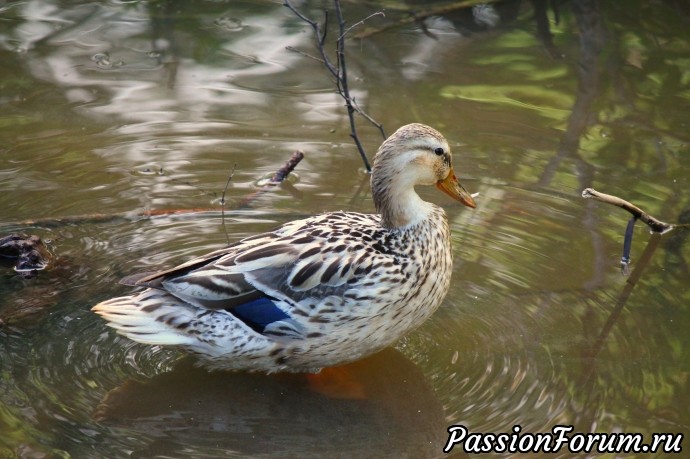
xmin=1 ymin=1 xmax=689 ymax=458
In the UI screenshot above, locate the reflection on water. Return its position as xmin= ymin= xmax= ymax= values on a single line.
xmin=93 ymin=351 xmax=447 ymax=458
xmin=1 ymin=0 xmax=689 ymax=457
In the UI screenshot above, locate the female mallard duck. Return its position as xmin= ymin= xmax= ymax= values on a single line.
xmin=92 ymin=123 xmax=476 ymax=373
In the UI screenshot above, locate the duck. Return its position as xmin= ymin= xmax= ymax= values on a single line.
xmin=92 ymin=123 xmax=476 ymax=373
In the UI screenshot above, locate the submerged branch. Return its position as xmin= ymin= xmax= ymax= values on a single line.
xmin=352 ymin=0 xmax=481 ymax=39
xmin=5 ymin=152 xmax=305 ymax=230
xmin=271 ymin=150 xmax=305 ymax=182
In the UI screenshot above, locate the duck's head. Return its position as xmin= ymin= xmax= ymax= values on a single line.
xmin=371 ymin=123 xmax=476 ymax=228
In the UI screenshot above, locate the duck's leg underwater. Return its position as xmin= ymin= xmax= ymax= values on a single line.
xmin=290 ymin=366 xmax=367 ymax=399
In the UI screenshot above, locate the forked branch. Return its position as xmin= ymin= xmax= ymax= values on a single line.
xmin=284 ymin=0 xmax=387 ymax=172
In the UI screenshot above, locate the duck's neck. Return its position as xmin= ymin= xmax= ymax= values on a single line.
xmin=372 ymin=173 xmax=433 ymax=229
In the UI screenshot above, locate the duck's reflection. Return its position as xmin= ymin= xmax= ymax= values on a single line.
xmin=95 ymin=349 xmax=466 ymax=458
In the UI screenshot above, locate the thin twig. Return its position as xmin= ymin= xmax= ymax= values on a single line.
xmin=284 ymin=0 xmax=386 ymax=172
xmin=220 ymin=164 xmax=237 ymax=208
xmin=351 ymin=97 xmax=387 ymax=139
xmin=581 ymin=188 xmax=673 ymax=233
xmin=338 ymin=11 xmax=386 ymax=41
xmin=285 ymin=46 xmax=325 ymax=64
xmin=320 ymin=10 xmax=329 ymax=48
xmin=220 ymin=164 xmax=237 ymax=245
xmin=283 ymin=1 xmax=338 ymax=80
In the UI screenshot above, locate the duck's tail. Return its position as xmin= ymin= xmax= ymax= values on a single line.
xmin=92 ymin=289 xmax=199 ymax=347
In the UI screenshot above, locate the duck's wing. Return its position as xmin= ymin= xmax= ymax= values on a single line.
xmin=124 ymin=213 xmax=394 ymax=340
xmin=118 ymin=214 xmax=390 ymax=338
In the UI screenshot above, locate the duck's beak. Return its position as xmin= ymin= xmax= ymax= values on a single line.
xmin=436 ymin=168 xmax=476 ymax=208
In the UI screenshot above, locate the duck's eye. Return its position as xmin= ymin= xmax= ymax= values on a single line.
xmin=434 ymin=147 xmax=445 ymax=156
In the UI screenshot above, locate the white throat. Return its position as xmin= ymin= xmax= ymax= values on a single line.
xmin=373 ymin=169 xmax=435 ymax=229
xmin=385 ymin=187 xmax=433 ymax=228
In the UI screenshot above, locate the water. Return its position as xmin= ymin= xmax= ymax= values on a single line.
xmin=1 ymin=1 xmax=689 ymax=457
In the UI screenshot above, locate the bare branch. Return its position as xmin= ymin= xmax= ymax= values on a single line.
xmin=333 ymin=0 xmax=372 ymax=171
xmin=351 ymin=96 xmax=387 ymax=138
xmin=283 ymin=1 xmax=339 ymax=79
xmin=581 ymin=188 xmax=673 ymax=234
xmin=285 ymin=46 xmax=325 ymax=64
xmin=338 ymin=11 xmax=386 ymax=41
xmin=284 ymin=0 xmax=383 ymax=172
xmin=320 ymin=10 xmax=329 ymax=47
xmin=283 ymin=0 xmax=338 ymax=79
xmin=220 ymin=164 xmax=237 ymax=208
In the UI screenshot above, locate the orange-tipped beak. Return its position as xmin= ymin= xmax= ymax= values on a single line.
xmin=436 ymin=168 xmax=476 ymax=208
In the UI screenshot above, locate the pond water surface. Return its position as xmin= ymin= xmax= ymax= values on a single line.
xmin=1 ymin=1 xmax=689 ymax=458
